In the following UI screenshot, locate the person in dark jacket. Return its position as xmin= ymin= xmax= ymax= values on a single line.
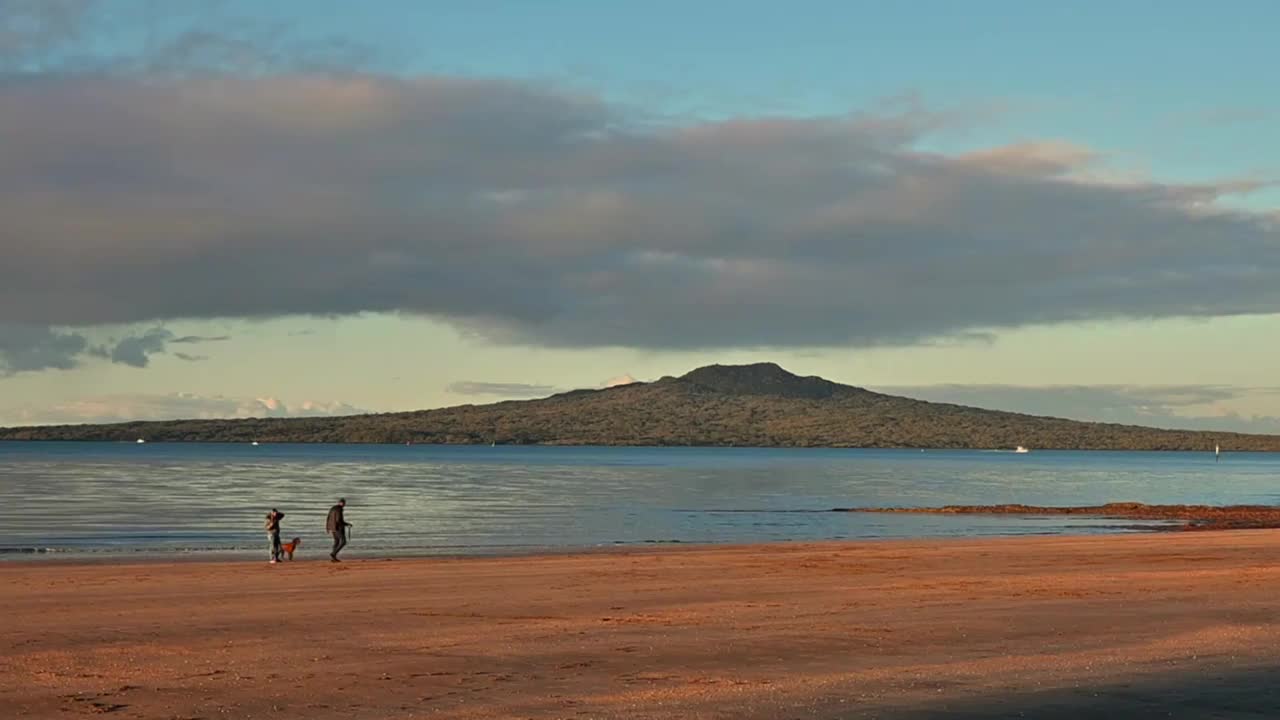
xmin=265 ymin=508 xmax=285 ymax=564
xmin=325 ymin=498 xmax=351 ymax=562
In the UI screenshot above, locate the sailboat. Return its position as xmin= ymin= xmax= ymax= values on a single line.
xmin=1215 ymin=443 xmax=1220 ymax=462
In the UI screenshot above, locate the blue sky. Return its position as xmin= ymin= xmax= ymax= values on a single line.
xmin=222 ymin=0 xmax=1280 ymax=189
xmin=2 ymin=0 xmax=1280 ymax=430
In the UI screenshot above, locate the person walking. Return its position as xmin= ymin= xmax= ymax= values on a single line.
xmin=326 ymin=498 xmax=351 ymax=562
xmin=265 ymin=508 xmax=285 ymax=564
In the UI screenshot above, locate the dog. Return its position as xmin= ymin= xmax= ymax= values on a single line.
xmin=280 ymin=537 xmax=301 ymax=560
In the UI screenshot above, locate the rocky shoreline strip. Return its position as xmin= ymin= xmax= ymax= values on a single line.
xmin=834 ymin=502 xmax=1280 ymax=531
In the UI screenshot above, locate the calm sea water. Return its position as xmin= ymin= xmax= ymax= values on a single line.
xmin=1 ymin=442 xmax=1275 ymax=559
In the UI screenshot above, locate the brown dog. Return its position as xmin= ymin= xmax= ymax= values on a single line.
xmin=280 ymin=537 xmax=301 ymax=560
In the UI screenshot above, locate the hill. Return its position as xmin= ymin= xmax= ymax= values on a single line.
xmin=2 ymin=363 xmax=1278 ymax=450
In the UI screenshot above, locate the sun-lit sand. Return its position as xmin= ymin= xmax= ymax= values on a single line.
xmin=6 ymin=532 xmax=1280 ymax=719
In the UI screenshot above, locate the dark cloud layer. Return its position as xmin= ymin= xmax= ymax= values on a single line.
xmin=2 ymin=4 xmax=1279 ymax=362
xmin=2 ymin=74 xmax=1275 ymax=352
xmin=2 ymin=73 xmax=1276 ymax=354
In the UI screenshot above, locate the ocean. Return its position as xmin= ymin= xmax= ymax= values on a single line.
xmin=1 ymin=442 xmax=1274 ymax=559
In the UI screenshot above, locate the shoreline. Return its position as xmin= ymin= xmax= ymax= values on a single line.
xmin=0 ymin=523 xmax=1175 ymax=566
xmin=0 ymin=539 xmax=723 ymax=566
xmin=8 ymin=501 xmax=1269 ymax=564
xmin=4 ymin=439 xmax=1273 ymax=451
xmin=0 ymin=533 xmax=1046 ymax=567
xmin=8 ymin=531 xmax=1280 ymax=718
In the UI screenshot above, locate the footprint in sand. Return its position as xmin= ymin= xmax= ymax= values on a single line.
xmin=62 ymin=694 xmax=129 ymax=714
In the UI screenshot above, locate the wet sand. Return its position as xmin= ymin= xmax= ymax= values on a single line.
xmin=6 ymin=532 xmax=1280 ymax=719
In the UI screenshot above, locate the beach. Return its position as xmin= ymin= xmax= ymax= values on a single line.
xmin=5 ymin=532 xmax=1280 ymax=719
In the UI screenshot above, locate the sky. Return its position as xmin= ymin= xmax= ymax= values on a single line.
xmin=3 ymin=0 xmax=1280 ymax=431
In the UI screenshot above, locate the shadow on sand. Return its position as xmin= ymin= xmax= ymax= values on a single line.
xmin=874 ymin=664 xmax=1280 ymax=719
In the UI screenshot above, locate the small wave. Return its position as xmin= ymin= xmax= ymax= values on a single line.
xmin=0 ymin=544 xmax=254 ymax=556
xmin=673 ymin=508 xmax=829 ymax=514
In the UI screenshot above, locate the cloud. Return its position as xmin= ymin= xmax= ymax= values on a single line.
xmin=447 ymin=381 xmax=560 ymax=398
xmin=108 ymin=328 xmax=174 ymax=368
xmin=171 ymin=334 xmax=230 ymax=344
xmin=2 ymin=5 xmax=1279 ymax=360
xmin=4 ymin=392 xmax=365 ymax=425
xmin=0 ymin=0 xmax=92 ymax=67
xmin=450 ymin=374 xmax=641 ymax=398
xmin=104 ymin=328 xmax=228 ymax=368
xmin=879 ymin=383 xmax=1280 ymax=434
xmin=1 ymin=0 xmax=377 ymax=75
xmin=0 ymin=324 xmax=89 ymax=375
xmin=0 ymin=324 xmax=228 ymax=376
xmin=288 ymin=399 xmax=365 ymax=417
xmin=4 ymin=74 xmax=1277 ymax=354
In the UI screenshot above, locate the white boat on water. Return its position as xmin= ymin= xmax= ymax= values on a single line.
xmin=1014 ymin=446 xmax=1030 ymax=454
xmin=135 ymin=438 xmax=146 ymax=444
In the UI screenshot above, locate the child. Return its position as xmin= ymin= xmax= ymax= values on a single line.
xmin=265 ymin=508 xmax=285 ymax=563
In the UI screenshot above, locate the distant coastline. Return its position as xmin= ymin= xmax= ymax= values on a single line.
xmin=4 ymin=363 xmax=1279 ymax=451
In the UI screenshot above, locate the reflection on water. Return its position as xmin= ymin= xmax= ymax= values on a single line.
xmin=1 ymin=443 xmax=1274 ymax=558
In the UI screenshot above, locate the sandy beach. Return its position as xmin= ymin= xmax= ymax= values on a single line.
xmin=6 ymin=532 xmax=1280 ymax=719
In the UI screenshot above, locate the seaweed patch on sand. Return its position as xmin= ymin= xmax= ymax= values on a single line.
xmin=834 ymin=502 xmax=1280 ymax=531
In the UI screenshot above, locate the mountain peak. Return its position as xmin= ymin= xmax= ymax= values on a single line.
xmin=678 ymin=363 xmax=849 ymax=399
